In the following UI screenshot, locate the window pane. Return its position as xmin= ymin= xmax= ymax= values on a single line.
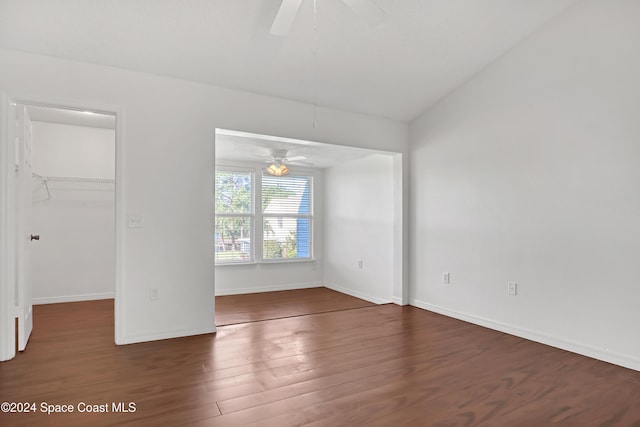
xmin=216 ymin=171 xmax=252 ymax=214
xmin=263 ymin=217 xmax=311 ymax=259
xmin=215 ymin=217 xmax=252 ymax=263
xmin=262 ymin=174 xmax=312 ymax=260
xmin=262 ymin=175 xmax=311 ymax=214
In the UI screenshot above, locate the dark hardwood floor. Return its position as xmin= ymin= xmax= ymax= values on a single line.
xmin=215 ymin=287 xmax=375 ymax=326
xmin=1 ymin=288 xmax=639 ymax=426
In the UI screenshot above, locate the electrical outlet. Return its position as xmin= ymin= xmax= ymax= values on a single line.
xmin=149 ymin=288 xmax=159 ymax=301
xmin=508 ymin=282 xmax=517 ymax=296
xmin=443 ymin=272 xmax=450 ymax=284
xmin=358 ymin=260 xmax=363 ymax=269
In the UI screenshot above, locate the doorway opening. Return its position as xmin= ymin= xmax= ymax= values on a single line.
xmin=15 ymin=103 xmax=116 ymax=354
xmin=213 ymin=128 xmax=404 ymax=326
xmin=28 ymin=105 xmax=116 ymax=302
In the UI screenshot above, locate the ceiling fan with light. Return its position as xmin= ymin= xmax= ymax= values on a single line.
xmin=270 ymin=0 xmax=385 ymax=36
xmin=261 ymin=148 xmax=310 ymax=176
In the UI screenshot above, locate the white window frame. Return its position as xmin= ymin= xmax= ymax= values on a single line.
xmin=214 ymin=167 xmax=255 ymax=265
xmin=215 ymin=166 xmax=315 ymax=265
xmin=260 ymin=172 xmax=314 ymax=263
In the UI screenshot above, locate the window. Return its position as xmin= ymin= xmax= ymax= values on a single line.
xmin=215 ymin=170 xmax=253 ymax=264
xmin=262 ymin=173 xmax=312 ymax=260
xmin=215 ymin=168 xmax=313 ymax=264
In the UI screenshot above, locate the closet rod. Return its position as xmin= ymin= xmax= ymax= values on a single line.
xmin=32 ymin=173 xmax=114 ymax=184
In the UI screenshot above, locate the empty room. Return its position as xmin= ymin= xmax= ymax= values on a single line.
xmin=1 ymin=0 xmax=639 ymax=426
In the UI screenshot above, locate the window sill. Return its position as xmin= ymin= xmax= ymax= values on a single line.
xmin=215 ymin=261 xmax=258 ymax=267
xmin=216 ymin=258 xmax=316 ymax=267
xmin=260 ymin=258 xmax=316 ymax=265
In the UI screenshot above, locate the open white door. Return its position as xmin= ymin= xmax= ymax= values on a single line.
xmin=15 ymin=105 xmax=34 ymax=351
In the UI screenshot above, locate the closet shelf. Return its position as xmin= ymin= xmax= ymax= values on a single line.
xmin=32 ymin=173 xmax=114 ymax=184
xmin=32 ymin=173 xmax=115 ymax=201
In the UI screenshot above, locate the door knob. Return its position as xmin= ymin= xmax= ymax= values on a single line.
xmin=30 ymin=234 xmax=40 ymax=241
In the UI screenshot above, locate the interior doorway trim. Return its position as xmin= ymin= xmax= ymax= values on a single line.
xmin=0 ymin=93 xmax=15 ymax=361
xmin=5 ymin=95 xmax=125 ymax=349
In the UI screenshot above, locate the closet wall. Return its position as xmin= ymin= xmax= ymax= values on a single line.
xmin=31 ymin=120 xmax=115 ymax=304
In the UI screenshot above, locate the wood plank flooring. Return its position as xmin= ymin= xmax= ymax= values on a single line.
xmin=1 ymin=289 xmax=639 ymax=426
xmin=215 ymin=287 xmax=375 ymax=326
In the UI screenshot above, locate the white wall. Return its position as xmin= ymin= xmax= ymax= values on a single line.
xmin=32 ymin=122 xmax=115 ymax=179
xmin=324 ymin=154 xmax=395 ymax=304
xmin=0 ymin=48 xmax=409 ymax=345
xmin=215 ymin=161 xmax=324 ymax=295
xmin=410 ymin=0 xmax=640 ymax=370
xmin=31 ymin=121 xmax=115 ymax=304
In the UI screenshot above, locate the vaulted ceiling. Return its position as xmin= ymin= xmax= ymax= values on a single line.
xmin=0 ymin=0 xmax=580 ymax=122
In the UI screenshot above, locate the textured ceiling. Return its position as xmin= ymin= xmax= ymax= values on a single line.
xmin=0 ymin=0 xmax=580 ymax=122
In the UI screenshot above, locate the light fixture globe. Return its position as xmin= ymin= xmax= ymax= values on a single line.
xmin=265 ymin=162 xmax=289 ymax=176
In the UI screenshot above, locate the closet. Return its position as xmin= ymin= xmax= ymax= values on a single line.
xmin=28 ymin=106 xmax=116 ymax=304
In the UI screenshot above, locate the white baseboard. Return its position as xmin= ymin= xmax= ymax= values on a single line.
xmin=324 ymin=283 xmax=391 ymax=305
xmin=410 ymin=298 xmax=640 ymax=372
xmin=392 ymin=296 xmax=406 ymax=306
xmin=33 ymin=292 xmax=115 ymax=305
xmin=116 ymin=324 xmax=217 ymax=345
xmin=215 ymin=282 xmax=323 ymax=296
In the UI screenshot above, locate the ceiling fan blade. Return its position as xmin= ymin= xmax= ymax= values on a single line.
xmin=289 ymin=160 xmax=315 ymax=167
xmin=270 ymin=0 xmax=303 ymax=36
xmin=286 ymin=156 xmax=307 ymax=161
xmin=341 ymin=0 xmax=385 ymax=25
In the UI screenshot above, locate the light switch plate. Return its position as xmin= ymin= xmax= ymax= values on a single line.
xmin=127 ymin=214 xmax=144 ymax=228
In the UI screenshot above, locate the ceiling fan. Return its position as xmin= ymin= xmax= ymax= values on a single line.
xmin=260 ymin=148 xmax=311 ymax=176
xmin=270 ymin=0 xmax=385 ymax=36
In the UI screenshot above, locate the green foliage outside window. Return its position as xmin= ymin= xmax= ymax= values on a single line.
xmin=215 ymin=171 xmax=252 ymax=262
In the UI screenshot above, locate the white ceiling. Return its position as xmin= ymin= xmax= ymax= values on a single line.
xmin=216 ymin=129 xmax=383 ymax=169
xmin=0 ymin=0 xmax=580 ymax=122
xmin=26 ymin=105 xmax=116 ymax=129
